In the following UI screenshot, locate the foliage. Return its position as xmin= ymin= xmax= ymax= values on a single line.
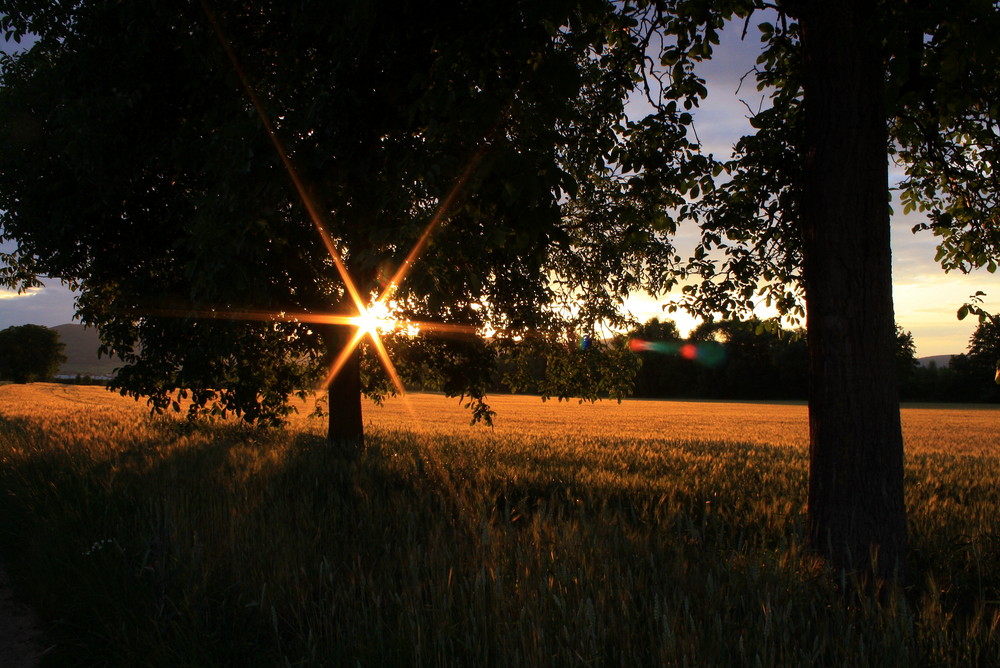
xmin=898 ymin=317 xmax=1000 ymax=402
xmin=0 ymin=323 xmax=65 ymax=383
xmin=889 ymin=0 xmax=1000 ymax=275
xmin=677 ymin=6 xmax=806 ymax=321
xmin=0 ymin=0 xmax=691 ymax=424
xmin=483 ymin=333 xmax=639 ymax=403
xmin=639 ymin=1 xmax=1000 ymax=321
xmin=0 ymin=386 xmax=998 ymax=666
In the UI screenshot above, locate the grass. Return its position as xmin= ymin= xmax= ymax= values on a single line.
xmin=0 ymin=384 xmax=998 ymax=666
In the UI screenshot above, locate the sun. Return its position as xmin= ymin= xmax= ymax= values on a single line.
xmin=349 ymin=301 xmax=398 ymax=337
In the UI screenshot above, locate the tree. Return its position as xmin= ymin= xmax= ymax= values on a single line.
xmin=634 ymin=0 xmax=1000 ymax=581
xmin=895 ymin=326 xmax=919 ymax=389
xmin=0 ymin=1 xmax=689 ymax=450
xmin=0 ymin=324 xmax=65 ymax=383
xmin=948 ymin=319 xmax=1000 ymax=402
xmin=654 ymin=0 xmax=906 ymax=580
xmin=967 ymin=319 xmax=1000 ymax=369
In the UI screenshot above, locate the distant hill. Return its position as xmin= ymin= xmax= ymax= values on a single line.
xmin=917 ymin=354 xmax=956 ymax=369
xmin=50 ymin=324 xmax=121 ymax=377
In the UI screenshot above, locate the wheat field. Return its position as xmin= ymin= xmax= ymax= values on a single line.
xmin=3 ymin=383 xmax=995 ymax=454
xmin=0 ymin=383 xmax=998 ymax=666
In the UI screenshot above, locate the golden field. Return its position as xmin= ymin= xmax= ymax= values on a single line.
xmin=0 ymin=382 xmax=998 ymax=666
xmin=3 ymin=382 xmax=996 ymax=455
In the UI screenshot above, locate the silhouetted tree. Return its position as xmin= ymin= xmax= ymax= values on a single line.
xmin=895 ymin=326 xmax=919 ymax=391
xmin=689 ymin=320 xmax=800 ymax=399
xmin=0 ymin=324 xmax=65 ymax=383
xmin=950 ymin=320 xmax=1000 ymax=402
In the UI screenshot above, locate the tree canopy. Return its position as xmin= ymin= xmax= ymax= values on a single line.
xmin=651 ymin=0 xmax=1000 ymax=322
xmin=0 ymin=0 xmax=692 ymax=431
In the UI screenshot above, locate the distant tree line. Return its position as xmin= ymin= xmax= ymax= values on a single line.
xmin=52 ymin=374 xmax=110 ymax=387
xmin=627 ymin=317 xmax=809 ymax=401
xmin=447 ymin=315 xmax=998 ymax=404
xmin=626 ymin=317 xmax=1000 ymax=404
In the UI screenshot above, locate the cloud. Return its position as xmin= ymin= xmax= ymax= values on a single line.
xmin=0 ymin=288 xmax=39 ymax=300
xmin=0 ymin=284 xmax=77 ymax=330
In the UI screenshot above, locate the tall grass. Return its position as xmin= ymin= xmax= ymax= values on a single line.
xmin=0 ymin=385 xmax=998 ymax=666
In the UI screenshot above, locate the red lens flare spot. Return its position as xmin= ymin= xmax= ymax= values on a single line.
xmin=629 ymin=338 xmax=651 ymax=352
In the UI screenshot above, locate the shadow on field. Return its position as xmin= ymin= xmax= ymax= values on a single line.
xmin=0 ymin=414 xmax=998 ymax=667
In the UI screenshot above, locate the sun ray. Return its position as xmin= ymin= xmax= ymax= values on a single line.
xmin=319 ymin=327 xmax=367 ymax=390
xmin=142 ymin=305 xmax=481 ymax=343
xmin=376 ymin=146 xmax=488 ymax=306
xmin=367 ymin=331 xmax=407 ymax=395
xmin=398 ymin=320 xmax=482 ymax=336
xmin=140 ymin=307 xmax=357 ymax=328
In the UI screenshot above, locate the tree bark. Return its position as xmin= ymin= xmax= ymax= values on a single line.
xmin=321 ymin=323 xmax=365 ymax=455
xmin=798 ymin=0 xmax=908 ymax=581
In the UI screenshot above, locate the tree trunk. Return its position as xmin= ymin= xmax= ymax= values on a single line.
xmin=798 ymin=0 xmax=908 ymax=582
xmin=321 ymin=323 xmax=365 ymax=455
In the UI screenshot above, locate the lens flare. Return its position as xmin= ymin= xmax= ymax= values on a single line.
xmin=629 ymin=338 xmax=727 ymax=368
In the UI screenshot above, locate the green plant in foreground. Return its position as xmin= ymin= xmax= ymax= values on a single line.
xmin=0 ymin=412 xmax=998 ymax=667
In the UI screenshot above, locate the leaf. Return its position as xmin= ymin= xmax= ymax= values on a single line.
xmin=957 ymin=305 xmax=970 ymax=320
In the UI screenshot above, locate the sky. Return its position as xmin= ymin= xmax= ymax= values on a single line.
xmin=0 ymin=16 xmax=995 ymax=357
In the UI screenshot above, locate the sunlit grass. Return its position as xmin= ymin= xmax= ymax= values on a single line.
xmin=0 ymin=384 xmax=998 ymax=666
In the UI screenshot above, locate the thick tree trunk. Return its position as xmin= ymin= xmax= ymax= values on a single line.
xmin=798 ymin=0 xmax=908 ymax=581
xmin=320 ymin=323 xmax=364 ymax=455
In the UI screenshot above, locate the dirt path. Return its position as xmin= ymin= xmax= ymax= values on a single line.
xmin=0 ymin=562 xmax=44 ymax=668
